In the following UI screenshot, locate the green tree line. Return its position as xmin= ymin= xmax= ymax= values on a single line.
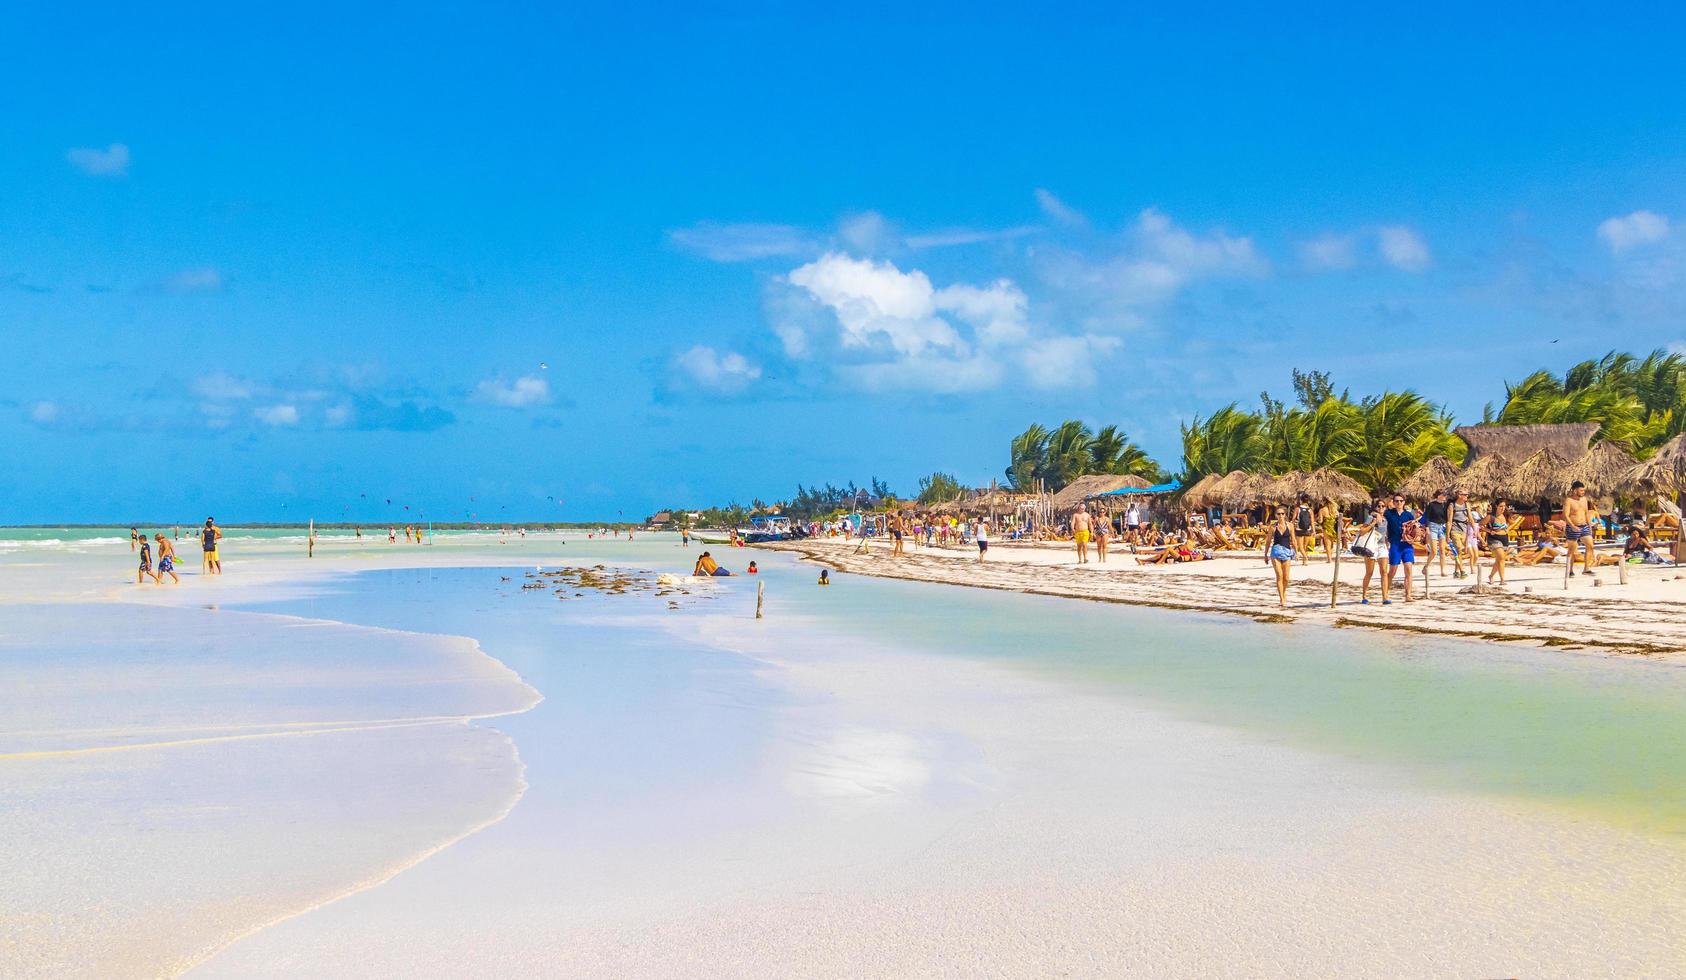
xmin=1011 ymin=350 xmax=1686 ymax=494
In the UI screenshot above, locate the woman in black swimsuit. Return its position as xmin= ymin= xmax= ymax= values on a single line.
xmin=1485 ymin=500 xmax=1512 ymax=586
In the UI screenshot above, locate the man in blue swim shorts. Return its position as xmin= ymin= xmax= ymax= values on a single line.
xmin=1382 ymin=493 xmax=1418 ymax=604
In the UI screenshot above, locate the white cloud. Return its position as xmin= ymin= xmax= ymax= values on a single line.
xmin=1033 ymin=208 xmax=1267 ymax=323
xmin=788 ymin=254 xmax=963 ymax=357
xmin=674 ymin=346 xmax=761 ymax=393
xmin=192 ymin=372 xmax=254 ymax=400
xmin=324 ymin=403 xmax=354 ymax=427
xmin=1035 ymin=188 xmax=1088 ymax=228
xmin=780 ymin=253 xmax=1112 ymax=392
xmin=474 ymin=375 xmax=550 ymax=407
xmin=254 ymin=404 xmax=300 ymax=426
xmin=668 ymin=222 xmax=814 ymax=261
xmin=935 ymin=280 xmax=1031 ymax=347
xmin=168 ymin=267 xmax=223 ymax=292
xmin=66 ymin=143 xmax=130 ymax=177
xmin=1299 ymin=233 xmax=1358 ymax=271
xmin=1021 ymin=335 xmax=1120 ymax=389
xmin=29 ymin=401 xmax=60 ymax=424
xmin=1377 ymin=225 xmax=1431 ymax=271
xmin=1135 ymin=208 xmax=1268 ymax=278
xmin=1597 ymin=210 xmax=1670 ymax=253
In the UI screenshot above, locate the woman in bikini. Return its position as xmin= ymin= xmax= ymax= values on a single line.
xmin=1484 ymin=500 xmax=1513 ymax=586
xmin=1267 ymin=509 xmax=1296 ymax=609
xmin=1316 ymin=500 xmax=1340 ymax=563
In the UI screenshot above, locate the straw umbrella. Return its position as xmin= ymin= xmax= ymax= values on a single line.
xmin=1454 ymin=453 xmax=1516 ymax=501
xmin=1399 ymin=455 xmax=1460 ymax=502
xmin=1564 ymin=440 xmax=1639 ymax=499
xmin=1508 ymin=447 xmax=1570 ymax=502
xmin=1204 ymin=470 xmax=1248 ymax=513
xmin=1620 ymin=434 xmax=1686 ymax=494
xmin=1223 ymin=472 xmax=1273 ymax=512
xmin=1180 ymin=472 xmax=1222 ymax=509
xmin=1261 ymin=470 xmax=1308 ymax=506
xmin=1301 ymin=467 xmax=1369 ymax=506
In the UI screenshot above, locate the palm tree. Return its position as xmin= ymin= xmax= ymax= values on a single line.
xmin=1179 ymin=404 xmax=1265 ymax=483
xmin=1005 ymin=424 xmax=1050 ymax=490
xmin=1499 ymin=348 xmax=1685 ymax=453
xmin=1044 ymin=420 xmax=1094 ymax=490
xmin=1338 ymin=391 xmax=1463 ymax=490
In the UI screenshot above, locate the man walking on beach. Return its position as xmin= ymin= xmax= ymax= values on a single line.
xmin=201 ymin=518 xmax=222 ymax=575
xmin=1382 ymin=493 xmax=1419 ymax=603
xmin=891 ymin=511 xmax=906 ymax=557
xmin=1563 ymin=481 xmax=1598 ymax=577
xmin=1072 ymin=506 xmax=1092 ymax=564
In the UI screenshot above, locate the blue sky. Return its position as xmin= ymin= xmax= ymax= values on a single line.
xmin=4 ymin=4 xmax=1684 ymax=523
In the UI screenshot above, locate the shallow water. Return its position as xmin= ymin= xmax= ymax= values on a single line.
xmin=8 ymin=532 xmax=1686 ymax=975
xmin=247 ymin=541 xmax=1686 ymax=840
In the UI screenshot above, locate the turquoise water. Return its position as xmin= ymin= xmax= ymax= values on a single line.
xmin=770 ymin=562 xmax=1686 ymax=839
xmin=195 ymin=536 xmax=1686 ymax=840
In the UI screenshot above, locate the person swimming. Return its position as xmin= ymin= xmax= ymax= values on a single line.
xmin=817 ymin=569 xmax=831 ymax=586
xmin=746 ymin=561 xmax=758 ymax=574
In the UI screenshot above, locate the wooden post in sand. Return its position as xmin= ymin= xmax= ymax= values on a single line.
xmin=308 ymin=518 xmax=315 ymax=558
xmin=755 ymin=580 xmax=765 ymax=619
xmin=1330 ymin=516 xmax=1340 ymax=609
xmin=1564 ymin=543 xmax=1572 ymax=590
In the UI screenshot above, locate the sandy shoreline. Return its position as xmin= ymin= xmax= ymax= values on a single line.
xmin=757 ymin=536 xmax=1686 ymax=657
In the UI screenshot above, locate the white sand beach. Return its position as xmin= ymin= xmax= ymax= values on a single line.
xmin=4 ymin=531 xmax=1685 ymax=977
xmin=767 ymin=533 xmax=1686 ymax=656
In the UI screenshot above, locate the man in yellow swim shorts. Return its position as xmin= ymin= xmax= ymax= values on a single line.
xmin=1072 ymin=506 xmax=1092 ymax=565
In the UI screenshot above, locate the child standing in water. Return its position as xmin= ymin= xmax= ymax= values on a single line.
xmin=154 ymin=533 xmax=180 ymax=585
xmin=137 ymin=534 xmax=154 ymax=583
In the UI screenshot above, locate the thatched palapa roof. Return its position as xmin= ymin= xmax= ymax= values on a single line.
xmin=1621 ymin=434 xmax=1686 ymax=495
xmin=1260 ymin=470 xmax=1309 ymax=505
xmin=1454 ymin=453 xmax=1516 ymax=499
xmin=1302 ymin=467 xmax=1370 ymax=505
xmin=1399 ymin=456 xmax=1461 ymax=502
xmin=1455 ymin=423 xmax=1599 ymax=465
xmin=1201 ymin=470 xmax=1249 ymax=509
xmin=1053 ymin=474 xmax=1152 ymax=512
xmin=1179 ymin=472 xmax=1223 ymax=508
xmin=1508 ymin=448 xmax=1571 ymax=501
xmin=1564 ymin=440 xmax=1639 ymax=498
xmin=1222 ymin=472 xmax=1273 ymax=510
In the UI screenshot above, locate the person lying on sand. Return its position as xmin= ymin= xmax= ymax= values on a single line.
xmin=1515 ymin=531 xmax=1566 ymax=566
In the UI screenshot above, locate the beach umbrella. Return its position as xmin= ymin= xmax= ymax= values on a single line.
xmin=1621 ymin=434 xmax=1686 ymax=495
xmin=1179 ymin=472 xmax=1222 ymax=508
xmin=1222 ymin=472 xmax=1273 ymax=511
xmin=1301 ymin=467 xmax=1369 ymax=506
xmin=1454 ymin=453 xmax=1516 ymax=500
xmin=1261 ymin=470 xmax=1308 ymax=506
xmin=1508 ymin=447 xmax=1571 ymax=502
xmin=1398 ymin=455 xmax=1460 ymax=502
xmin=1204 ymin=470 xmax=1249 ymax=510
xmin=1564 ymin=440 xmax=1640 ymax=499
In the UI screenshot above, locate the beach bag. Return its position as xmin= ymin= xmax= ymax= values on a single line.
xmin=1350 ymin=529 xmax=1380 ymax=558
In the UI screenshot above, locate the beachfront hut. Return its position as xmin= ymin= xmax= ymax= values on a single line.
xmin=1564 ymin=440 xmax=1640 ymax=499
xmin=1179 ymin=472 xmax=1222 ymax=508
xmin=1454 ymin=422 xmax=1599 ymax=465
xmin=1508 ymin=448 xmax=1571 ymax=502
xmin=1300 ymin=467 xmax=1369 ymax=506
xmin=1454 ymin=453 xmax=1516 ymax=500
xmin=1399 ymin=456 xmax=1460 ymax=501
xmin=1050 ymin=474 xmax=1152 ymax=514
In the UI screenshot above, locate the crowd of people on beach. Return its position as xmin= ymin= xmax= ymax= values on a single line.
xmin=770 ymin=481 xmax=1678 ymax=610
